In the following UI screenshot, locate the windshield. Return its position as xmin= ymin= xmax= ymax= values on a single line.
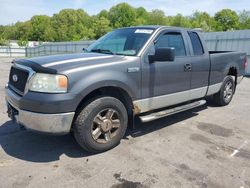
xmin=86 ymin=28 xmax=155 ymax=56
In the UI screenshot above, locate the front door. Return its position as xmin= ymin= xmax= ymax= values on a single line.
xmin=137 ymin=30 xmax=192 ymax=113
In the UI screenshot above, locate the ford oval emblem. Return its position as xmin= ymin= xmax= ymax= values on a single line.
xmin=12 ymin=74 xmax=18 ymax=82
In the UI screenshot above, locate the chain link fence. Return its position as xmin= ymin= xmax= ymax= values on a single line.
xmin=0 ymin=46 xmax=26 ymax=57
xmin=26 ymin=41 xmax=95 ymax=57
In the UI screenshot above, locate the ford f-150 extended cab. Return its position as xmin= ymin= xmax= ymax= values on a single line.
xmin=5 ymin=26 xmax=247 ymax=153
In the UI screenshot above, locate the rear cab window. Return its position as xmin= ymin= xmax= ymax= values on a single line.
xmin=188 ymin=32 xmax=204 ymax=56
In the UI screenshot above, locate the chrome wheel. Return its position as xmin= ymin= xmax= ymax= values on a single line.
xmin=223 ymin=81 xmax=233 ymax=102
xmin=73 ymin=96 xmax=128 ymax=153
xmin=91 ymin=108 xmax=121 ymax=144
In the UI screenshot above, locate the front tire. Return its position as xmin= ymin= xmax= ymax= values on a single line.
xmin=213 ymin=76 xmax=235 ymax=106
xmin=73 ymin=96 xmax=128 ymax=153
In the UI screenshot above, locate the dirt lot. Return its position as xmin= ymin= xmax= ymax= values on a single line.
xmin=0 ymin=57 xmax=250 ymax=188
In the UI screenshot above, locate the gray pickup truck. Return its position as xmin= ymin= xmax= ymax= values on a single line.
xmin=6 ymin=26 xmax=247 ymax=153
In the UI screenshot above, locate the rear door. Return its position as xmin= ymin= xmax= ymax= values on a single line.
xmin=187 ymin=31 xmax=210 ymax=100
xmin=139 ymin=29 xmax=192 ymax=112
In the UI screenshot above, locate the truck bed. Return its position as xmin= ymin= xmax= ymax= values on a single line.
xmin=209 ymin=51 xmax=245 ymax=85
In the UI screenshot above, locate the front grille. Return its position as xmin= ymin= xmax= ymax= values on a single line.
xmin=9 ymin=66 xmax=29 ymax=94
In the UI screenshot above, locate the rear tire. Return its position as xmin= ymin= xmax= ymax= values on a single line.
xmin=213 ymin=76 xmax=235 ymax=106
xmin=73 ymin=96 xmax=128 ymax=153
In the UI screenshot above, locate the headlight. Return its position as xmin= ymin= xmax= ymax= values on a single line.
xmin=29 ymin=73 xmax=68 ymax=93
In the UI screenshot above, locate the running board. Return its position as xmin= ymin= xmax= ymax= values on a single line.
xmin=139 ymin=100 xmax=206 ymax=123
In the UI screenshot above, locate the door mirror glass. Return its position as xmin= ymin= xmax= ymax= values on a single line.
xmin=149 ymin=47 xmax=175 ymax=62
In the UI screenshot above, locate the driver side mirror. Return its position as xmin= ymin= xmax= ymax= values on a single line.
xmin=149 ymin=47 xmax=175 ymax=63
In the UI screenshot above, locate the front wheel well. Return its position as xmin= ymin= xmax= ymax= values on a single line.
xmin=74 ymin=86 xmax=134 ymax=129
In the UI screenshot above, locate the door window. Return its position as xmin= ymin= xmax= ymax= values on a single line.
xmin=155 ymin=32 xmax=186 ymax=56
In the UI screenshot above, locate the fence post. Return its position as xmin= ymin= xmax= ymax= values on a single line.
xmin=9 ymin=46 xmax=12 ymax=57
xmin=25 ymin=47 xmax=28 ymax=57
xmin=215 ymin=35 xmax=219 ymax=51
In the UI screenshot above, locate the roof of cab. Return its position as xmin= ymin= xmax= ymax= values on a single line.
xmin=119 ymin=25 xmax=198 ymax=32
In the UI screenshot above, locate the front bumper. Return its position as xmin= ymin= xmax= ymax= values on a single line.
xmin=6 ymin=87 xmax=75 ymax=134
xmin=7 ymin=101 xmax=75 ymax=134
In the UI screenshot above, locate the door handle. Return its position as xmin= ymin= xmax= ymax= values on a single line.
xmin=184 ymin=63 xmax=192 ymax=71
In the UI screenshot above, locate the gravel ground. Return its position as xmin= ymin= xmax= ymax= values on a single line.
xmin=0 ymin=57 xmax=250 ymax=188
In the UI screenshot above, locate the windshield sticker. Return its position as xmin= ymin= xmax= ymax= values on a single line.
xmin=135 ymin=29 xmax=154 ymax=34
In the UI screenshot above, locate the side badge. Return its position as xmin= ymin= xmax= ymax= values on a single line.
xmin=127 ymin=67 xmax=140 ymax=73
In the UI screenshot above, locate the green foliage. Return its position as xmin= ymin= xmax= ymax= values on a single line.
xmin=15 ymin=21 xmax=32 ymax=40
xmin=147 ymin=9 xmax=168 ymax=25
xmin=0 ymin=3 xmax=249 ymax=42
xmin=239 ymin=10 xmax=250 ymax=29
xmin=190 ymin=11 xmax=215 ymax=31
xmin=98 ymin=10 xmax=109 ymax=19
xmin=170 ymin=14 xmax=191 ymax=28
xmin=134 ymin=7 xmax=148 ymax=25
xmin=51 ymin=9 xmax=94 ymax=41
xmin=30 ymin=15 xmax=54 ymax=41
xmin=108 ymin=3 xmax=137 ymax=28
xmin=92 ymin=17 xmax=112 ymax=39
xmin=0 ymin=37 xmax=8 ymax=46
xmin=17 ymin=39 xmax=28 ymax=46
xmin=1 ymin=25 xmax=18 ymax=40
xmin=0 ymin=26 xmax=8 ymax=45
xmin=214 ymin=9 xmax=239 ymax=31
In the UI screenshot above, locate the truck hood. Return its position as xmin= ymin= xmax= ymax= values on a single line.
xmin=15 ymin=53 xmax=125 ymax=74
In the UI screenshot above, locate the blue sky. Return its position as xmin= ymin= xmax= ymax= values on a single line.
xmin=0 ymin=0 xmax=249 ymax=25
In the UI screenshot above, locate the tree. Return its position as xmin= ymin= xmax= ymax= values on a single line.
xmin=134 ymin=7 xmax=148 ymax=25
xmin=214 ymin=9 xmax=239 ymax=31
xmin=0 ymin=4 xmax=247 ymax=42
xmin=239 ymin=10 xmax=250 ymax=29
xmin=92 ymin=17 xmax=112 ymax=39
xmin=30 ymin=15 xmax=55 ymax=41
xmin=51 ymin=9 xmax=94 ymax=41
xmin=17 ymin=39 xmax=28 ymax=47
xmin=0 ymin=37 xmax=8 ymax=46
xmin=190 ymin=11 xmax=215 ymax=31
xmin=108 ymin=3 xmax=137 ymax=28
xmin=0 ymin=25 xmax=17 ymax=40
xmin=98 ymin=10 xmax=109 ymax=19
xmin=147 ymin=9 xmax=168 ymax=25
xmin=0 ymin=26 xmax=4 ymax=36
xmin=15 ymin=21 xmax=32 ymax=41
xmin=170 ymin=14 xmax=192 ymax=28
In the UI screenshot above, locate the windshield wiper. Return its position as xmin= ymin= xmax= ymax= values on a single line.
xmin=90 ymin=49 xmax=114 ymax=55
